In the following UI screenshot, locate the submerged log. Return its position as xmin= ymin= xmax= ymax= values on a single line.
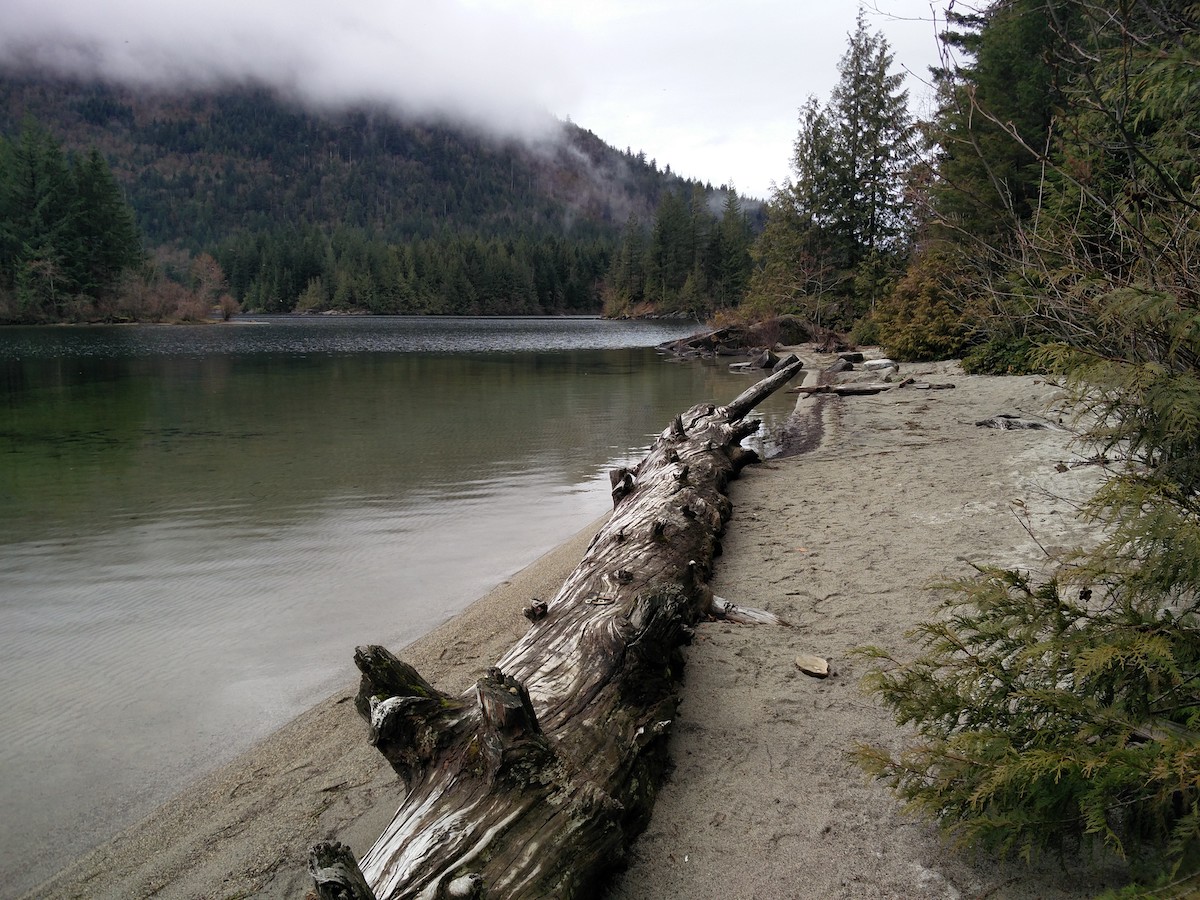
xmin=311 ymin=360 xmax=804 ymax=900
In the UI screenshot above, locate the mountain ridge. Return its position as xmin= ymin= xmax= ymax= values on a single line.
xmin=0 ymin=73 xmax=702 ymax=251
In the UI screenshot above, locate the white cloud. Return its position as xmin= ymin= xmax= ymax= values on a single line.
xmin=1 ymin=0 xmax=948 ymax=197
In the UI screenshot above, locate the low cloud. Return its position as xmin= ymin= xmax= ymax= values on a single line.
xmin=1 ymin=0 xmax=579 ymax=138
xmin=1 ymin=0 xmax=948 ymax=198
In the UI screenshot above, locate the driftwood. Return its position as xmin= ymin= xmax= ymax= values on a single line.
xmin=976 ymin=413 xmax=1060 ymax=430
xmin=657 ymin=317 xmax=811 ymax=360
xmin=791 ymin=382 xmax=892 ymax=396
xmin=310 ymin=360 xmax=804 ymax=900
xmin=729 ymin=351 xmax=801 ymax=376
xmin=789 ymin=379 xmax=957 ymax=397
xmin=657 ymin=324 xmax=758 ymax=358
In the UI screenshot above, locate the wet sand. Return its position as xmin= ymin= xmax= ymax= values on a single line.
xmin=28 ymin=352 xmax=1130 ymax=899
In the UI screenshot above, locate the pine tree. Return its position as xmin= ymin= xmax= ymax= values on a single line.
xmin=0 ymin=119 xmax=144 ymax=320
xmin=746 ymin=12 xmax=916 ymax=325
xmin=711 ymin=188 xmax=752 ymax=308
xmin=72 ymin=148 xmax=142 ymax=298
xmin=646 ymin=189 xmax=692 ymax=309
xmin=932 ymin=0 xmax=1066 ymax=246
xmin=0 ymin=118 xmax=77 ymax=318
xmin=826 ymin=11 xmax=916 ymax=275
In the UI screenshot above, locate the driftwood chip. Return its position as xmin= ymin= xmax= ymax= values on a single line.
xmin=975 ymin=414 xmax=1058 ymax=430
xmin=795 ymin=653 xmax=830 ymax=678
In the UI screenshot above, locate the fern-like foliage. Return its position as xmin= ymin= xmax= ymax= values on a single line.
xmin=857 ymin=567 xmax=1200 ymax=866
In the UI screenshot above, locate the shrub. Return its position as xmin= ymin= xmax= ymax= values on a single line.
xmin=857 ymin=567 xmax=1200 ymax=870
xmin=961 ymin=335 xmax=1043 ymax=375
xmin=850 ymin=315 xmax=880 ymax=347
xmin=873 ymin=247 xmax=975 ymax=361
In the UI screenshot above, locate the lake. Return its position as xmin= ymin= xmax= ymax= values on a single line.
xmin=0 ymin=316 xmax=797 ymax=894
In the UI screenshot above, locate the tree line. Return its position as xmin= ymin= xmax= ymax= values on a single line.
xmin=215 ymin=226 xmax=613 ymax=316
xmin=602 ymin=186 xmax=756 ymax=320
xmin=0 ymin=79 xmax=753 ymax=321
xmin=0 ymin=113 xmax=759 ymax=322
xmin=0 ymin=118 xmax=142 ymax=321
xmin=1 ymin=77 xmax=751 ymax=322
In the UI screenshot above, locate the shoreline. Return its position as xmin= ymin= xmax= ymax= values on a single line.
xmin=26 ymin=519 xmax=606 ymax=900
xmin=28 ymin=353 xmax=1134 ymax=899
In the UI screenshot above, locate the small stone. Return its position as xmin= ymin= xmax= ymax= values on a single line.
xmin=795 ymin=653 xmax=830 ymax=678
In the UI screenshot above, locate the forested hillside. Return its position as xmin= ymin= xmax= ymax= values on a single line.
xmin=0 ymin=77 xmax=680 ymax=248
xmin=1 ymin=75 xmax=752 ymax=320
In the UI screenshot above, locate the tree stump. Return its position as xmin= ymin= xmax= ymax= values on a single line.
xmin=310 ymin=360 xmax=803 ymax=900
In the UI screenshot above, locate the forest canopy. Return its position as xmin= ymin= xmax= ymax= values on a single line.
xmin=0 ymin=78 xmax=755 ymax=322
xmin=0 ymin=118 xmax=142 ymax=321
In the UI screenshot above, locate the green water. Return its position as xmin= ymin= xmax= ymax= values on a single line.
xmin=0 ymin=317 xmax=797 ymax=894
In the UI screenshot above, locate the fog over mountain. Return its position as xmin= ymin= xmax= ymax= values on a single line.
xmin=1 ymin=1 xmax=946 ymax=198
xmin=1 ymin=0 xmax=574 ymax=139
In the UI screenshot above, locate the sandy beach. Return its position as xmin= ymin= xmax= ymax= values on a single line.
xmin=28 ymin=350 xmax=1132 ymax=899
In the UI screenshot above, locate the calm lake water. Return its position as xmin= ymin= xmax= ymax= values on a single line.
xmin=0 ymin=316 xmax=796 ymax=894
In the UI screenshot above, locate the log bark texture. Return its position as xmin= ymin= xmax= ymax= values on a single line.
xmin=312 ymin=360 xmax=803 ymax=900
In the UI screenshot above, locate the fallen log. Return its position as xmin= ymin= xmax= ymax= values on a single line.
xmin=789 ymin=382 xmax=892 ymax=396
xmin=789 ymin=380 xmax=958 ymax=397
xmin=656 ymin=324 xmax=753 ymax=358
xmin=310 ymin=359 xmax=804 ymax=900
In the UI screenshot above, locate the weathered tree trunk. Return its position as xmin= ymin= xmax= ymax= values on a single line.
xmin=789 ymin=380 xmax=958 ymax=397
xmin=310 ymin=360 xmax=803 ymax=900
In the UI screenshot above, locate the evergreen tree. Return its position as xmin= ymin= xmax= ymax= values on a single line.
xmin=827 ymin=11 xmax=917 ymax=276
xmin=72 ymin=148 xmax=142 ymax=298
xmin=602 ymin=215 xmax=648 ymax=315
xmin=0 ymin=119 xmax=76 ymax=317
xmin=860 ymin=4 xmax=1200 ymax=885
xmin=711 ymin=189 xmax=753 ymax=308
xmin=872 ymin=0 xmax=1071 ymax=362
xmin=646 ymin=189 xmax=693 ymax=309
xmin=934 ymin=0 xmax=1066 ymax=245
xmin=747 ymin=12 xmax=916 ymax=325
xmin=0 ymin=118 xmax=142 ymax=321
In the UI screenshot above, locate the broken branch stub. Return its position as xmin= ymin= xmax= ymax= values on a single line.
xmin=312 ymin=359 xmax=804 ymax=900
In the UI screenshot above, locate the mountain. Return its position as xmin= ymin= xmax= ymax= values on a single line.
xmin=0 ymin=73 xmax=709 ymax=315
xmin=0 ymin=74 xmax=690 ymax=248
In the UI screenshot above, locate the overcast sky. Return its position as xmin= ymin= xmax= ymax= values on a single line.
xmin=1 ymin=0 xmax=951 ymax=199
